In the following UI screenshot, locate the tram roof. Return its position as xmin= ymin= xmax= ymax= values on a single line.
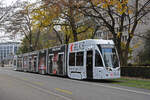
xmin=70 ymin=39 xmax=114 ymax=45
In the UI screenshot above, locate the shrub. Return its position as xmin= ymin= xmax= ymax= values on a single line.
xmin=121 ymin=67 xmax=150 ymax=79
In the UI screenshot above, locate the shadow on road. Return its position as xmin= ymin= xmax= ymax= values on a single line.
xmin=13 ymin=69 xmax=122 ymax=84
xmin=82 ymin=79 xmax=121 ymax=84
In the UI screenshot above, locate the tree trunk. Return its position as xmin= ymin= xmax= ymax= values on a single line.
xmin=69 ymin=0 xmax=78 ymax=42
xmin=65 ymin=34 xmax=70 ymax=44
xmin=70 ymin=15 xmax=78 ymax=42
xmin=34 ymin=30 xmax=41 ymax=50
xmin=122 ymin=50 xmax=128 ymax=66
xmin=53 ymin=28 xmax=63 ymax=44
xmin=29 ymin=32 xmax=33 ymax=52
xmin=73 ymin=31 xmax=78 ymax=41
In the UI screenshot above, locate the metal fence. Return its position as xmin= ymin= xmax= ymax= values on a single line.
xmin=121 ymin=66 xmax=150 ymax=79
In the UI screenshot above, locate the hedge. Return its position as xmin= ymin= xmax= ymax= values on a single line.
xmin=121 ymin=67 xmax=150 ymax=79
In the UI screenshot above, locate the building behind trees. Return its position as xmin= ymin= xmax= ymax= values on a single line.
xmin=0 ymin=42 xmax=20 ymax=66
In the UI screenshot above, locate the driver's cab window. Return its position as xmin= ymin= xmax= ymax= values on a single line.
xmin=95 ymin=50 xmax=103 ymax=67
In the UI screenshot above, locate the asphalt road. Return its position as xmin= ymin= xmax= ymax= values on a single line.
xmin=0 ymin=67 xmax=150 ymax=100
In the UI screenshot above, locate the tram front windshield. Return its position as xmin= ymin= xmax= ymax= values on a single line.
xmin=101 ymin=47 xmax=119 ymax=68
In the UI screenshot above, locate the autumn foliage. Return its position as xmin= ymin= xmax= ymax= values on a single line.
xmin=10 ymin=0 xmax=150 ymax=65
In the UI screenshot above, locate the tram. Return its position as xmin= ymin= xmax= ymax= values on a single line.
xmin=13 ymin=39 xmax=120 ymax=79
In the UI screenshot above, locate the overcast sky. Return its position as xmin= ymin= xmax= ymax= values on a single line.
xmin=3 ymin=0 xmax=36 ymax=6
xmin=0 ymin=0 xmax=36 ymax=43
xmin=3 ymin=0 xmax=20 ymax=6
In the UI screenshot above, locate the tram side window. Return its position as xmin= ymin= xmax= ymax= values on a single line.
xmin=95 ymin=50 xmax=103 ymax=67
xmin=69 ymin=53 xmax=75 ymax=66
xmin=76 ymin=52 xmax=84 ymax=66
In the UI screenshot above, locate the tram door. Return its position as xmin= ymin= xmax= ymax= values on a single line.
xmin=57 ymin=53 xmax=64 ymax=75
xmin=34 ymin=57 xmax=37 ymax=72
xmin=48 ymin=54 xmax=53 ymax=74
xmin=86 ymin=50 xmax=93 ymax=79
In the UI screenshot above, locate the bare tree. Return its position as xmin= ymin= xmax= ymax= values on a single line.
xmin=37 ymin=0 xmax=93 ymax=44
xmin=0 ymin=0 xmax=20 ymax=34
xmin=77 ymin=0 xmax=150 ymax=65
xmin=5 ymin=1 xmax=36 ymax=52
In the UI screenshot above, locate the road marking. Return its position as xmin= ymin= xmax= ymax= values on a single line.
xmin=8 ymin=69 xmax=150 ymax=97
xmin=74 ymin=80 xmax=150 ymax=96
xmin=94 ymin=84 xmax=150 ymax=96
xmin=23 ymin=78 xmax=28 ymax=81
xmin=32 ymin=81 xmax=43 ymax=86
xmin=12 ymin=76 xmax=72 ymax=100
xmin=24 ymin=83 xmax=72 ymax=100
xmin=22 ymin=76 xmax=150 ymax=96
xmin=55 ymin=88 xmax=73 ymax=95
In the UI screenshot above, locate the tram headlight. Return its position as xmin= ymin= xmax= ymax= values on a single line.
xmin=106 ymin=67 xmax=112 ymax=71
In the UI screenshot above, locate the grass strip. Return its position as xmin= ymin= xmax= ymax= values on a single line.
xmin=112 ymin=77 xmax=150 ymax=90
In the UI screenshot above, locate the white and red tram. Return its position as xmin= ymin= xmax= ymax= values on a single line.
xmin=13 ymin=39 xmax=120 ymax=79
